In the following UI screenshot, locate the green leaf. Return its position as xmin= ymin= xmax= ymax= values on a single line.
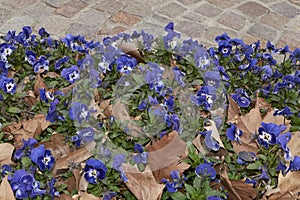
xmin=246 ymin=161 xmax=262 ymax=170
xmin=184 ymin=183 xmax=197 ymax=195
xmin=169 ymin=191 xmax=187 ymax=200
xmin=123 ymin=191 xmax=137 ymax=200
xmin=193 ymin=177 xmax=201 ymax=189
xmin=137 ymin=163 xmax=146 ymax=172
xmin=57 ymin=183 xmax=68 ymax=192
xmin=0 ymin=132 xmax=5 ymax=141
xmin=257 ymin=154 xmax=267 ymax=162
xmin=21 ymin=156 xmax=32 ymax=168
xmin=205 ymin=189 xmax=226 ymax=198
xmin=47 ymin=81 xmax=59 ymax=88
xmin=7 ymin=106 xmax=22 ymax=113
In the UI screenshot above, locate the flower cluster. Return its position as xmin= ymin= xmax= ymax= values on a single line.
xmin=0 ymin=22 xmax=298 ymax=200
xmin=6 ymin=139 xmax=58 ymax=199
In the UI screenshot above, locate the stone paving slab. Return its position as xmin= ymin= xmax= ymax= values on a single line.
xmin=0 ymin=0 xmax=299 ymax=50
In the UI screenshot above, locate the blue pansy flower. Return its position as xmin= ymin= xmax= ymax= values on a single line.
xmin=172 ymin=67 xmax=185 ymax=87
xmin=194 ymin=48 xmax=211 ymax=70
xmin=204 ymin=130 xmax=220 ymax=151
xmin=61 ymin=34 xmax=77 ymax=51
xmin=245 ymin=177 xmax=257 ymax=187
xmin=161 ymin=179 xmax=178 ymax=193
xmin=133 ymin=143 xmax=148 ymax=164
xmin=115 ymin=54 xmax=137 ymax=75
xmin=289 ymin=156 xmax=300 ymax=171
xmin=145 ymin=63 xmax=164 ymax=94
xmin=61 ymin=65 xmax=80 ymax=84
xmin=54 ymin=56 xmax=69 ymax=70
xmin=88 ymin=68 xmax=102 ymax=88
xmin=98 ymin=56 xmax=112 ymax=74
xmin=78 ymin=54 xmax=94 ymax=71
xmin=39 ymin=88 xmax=63 ymax=103
xmin=226 ymin=123 xmax=242 ymax=144
xmin=46 ymin=99 xmax=65 ymax=123
xmin=294 ymin=70 xmax=300 ymax=84
xmin=9 ymin=170 xmax=34 ymax=199
xmin=231 ymin=89 xmax=251 ymax=108
xmin=276 ymin=160 xmax=289 ymax=176
xmin=161 ymin=170 xmax=186 ymax=193
xmin=9 ymin=169 xmax=45 ymax=199
xmin=203 ymin=71 xmax=221 ymax=88
xmin=4 ymin=30 xmax=16 ymax=42
xmin=15 ymin=32 xmax=30 ymax=47
xmin=275 ymin=45 xmax=290 ymax=54
xmin=259 ymin=168 xmax=270 ymax=180
xmin=277 ymin=131 xmax=292 ymax=160
xmin=25 ymin=50 xmax=36 ymax=65
xmin=112 ymin=154 xmax=128 ymax=182
xmin=283 ymin=74 xmax=296 ymax=89
xmin=148 ymin=95 xmax=159 ymax=105
xmin=141 ymin=30 xmax=154 ymax=51
xmin=28 ymin=34 xmax=39 ymax=47
xmin=163 ymin=22 xmax=181 ymax=50
xmin=217 ymin=66 xmax=230 ymax=81
xmin=230 ymin=38 xmax=246 ymax=47
xmin=99 ymin=146 xmax=111 ymax=162
xmin=33 ymin=55 xmax=49 ymax=73
xmin=48 ymin=178 xmax=60 ymax=200
xmin=14 ymin=138 xmax=38 ymax=160
xmin=213 ymin=115 xmax=224 ymax=129
xmin=31 ymin=181 xmax=47 ymax=198
xmin=237 ymin=151 xmax=256 ymax=165
xmin=215 ymin=32 xmax=230 ymax=42
xmin=233 ymin=49 xmax=244 ymax=62
xmin=257 ymin=122 xmax=281 ymax=148
xmin=131 ymin=30 xmax=141 ymax=39
xmin=84 ymin=158 xmax=107 ymax=184
xmin=261 ymin=65 xmax=273 ymax=81
xmin=22 ymin=26 xmax=32 ymax=39
xmin=0 ymin=61 xmax=8 ymax=76
xmin=38 ymin=27 xmax=50 ymax=38
xmin=266 ymin=40 xmax=276 ymax=51
xmin=69 ymin=102 xmax=90 ymax=124
xmin=71 ymin=127 xmax=95 ymax=147
xmin=1 ymin=164 xmax=11 ymax=177
xmin=291 ymin=48 xmax=300 ymax=64
xmin=30 ymin=145 xmax=55 ymax=171
xmin=134 ymin=143 xmax=143 ymax=153
xmin=195 ymin=162 xmax=216 ymax=180
xmin=273 ymin=106 xmax=294 ymax=116
xmin=117 ymin=32 xmax=131 ymax=41
xmin=102 ymin=36 xmax=113 ymax=46
xmin=239 ymin=58 xmax=258 ymax=71
xmin=273 ymin=81 xmax=286 ymax=94
xmin=0 ymin=43 xmax=14 ymax=62
xmin=138 ymin=100 xmax=147 ymax=110
xmin=0 ymin=76 xmax=16 ymax=94
xmin=218 ymin=40 xmax=232 ymax=57
xmin=262 ymin=83 xmax=272 ymax=95
xmin=191 ymin=86 xmax=216 ymax=110
xmin=262 ymin=53 xmax=276 ymax=65
xmin=103 ymin=191 xmax=117 ymax=200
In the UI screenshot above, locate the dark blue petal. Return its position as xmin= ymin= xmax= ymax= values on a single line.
xmin=204 ymin=131 xmax=220 ymax=151
xmin=30 ymin=145 xmax=45 ymax=164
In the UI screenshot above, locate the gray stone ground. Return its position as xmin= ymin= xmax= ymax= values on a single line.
xmin=0 ymin=0 xmax=300 ymax=49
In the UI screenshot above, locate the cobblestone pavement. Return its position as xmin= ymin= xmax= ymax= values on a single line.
xmin=0 ymin=0 xmax=300 ymax=49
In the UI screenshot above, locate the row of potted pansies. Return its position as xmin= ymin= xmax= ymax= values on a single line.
xmin=0 ymin=22 xmax=298 ymax=200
